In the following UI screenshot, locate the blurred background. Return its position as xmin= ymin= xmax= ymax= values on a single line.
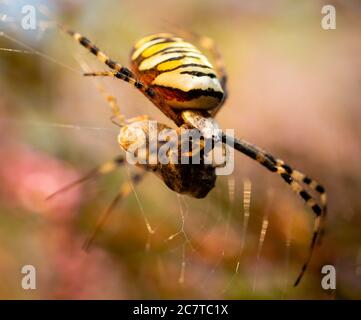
xmin=0 ymin=0 xmax=360 ymax=299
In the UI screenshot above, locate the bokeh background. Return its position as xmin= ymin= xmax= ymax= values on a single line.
xmin=0 ymin=0 xmax=360 ymax=299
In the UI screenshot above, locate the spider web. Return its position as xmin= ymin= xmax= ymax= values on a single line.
xmin=0 ymin=3 xmax=296 ymax=299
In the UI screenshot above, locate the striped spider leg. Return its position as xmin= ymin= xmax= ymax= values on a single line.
xmin=59 ymin=25 xmax=184 ymax=126
xmin=220 ymin=133 xmax=327 ymax=286
xmin=46 ymin=72 xmax=149 ymax=250
xmin=58 ymin=22 xmax=327 ymax=285
xmin=46 ymin=154 xmax=147 ymax=251
xmin=179 ymin=110 xmax=327 ymax=285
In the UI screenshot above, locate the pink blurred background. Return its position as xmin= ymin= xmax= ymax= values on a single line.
xmin=0 ymin=0 xmax=360 ymax=299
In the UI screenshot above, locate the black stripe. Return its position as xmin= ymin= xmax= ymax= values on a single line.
xmin=281 ymin=173 xmax=292 ymax=184
xmin=300 ymin=190 xmax=311 ymax=201
xmin=145 ymin=87 xmax=156 ymax=97
xmin=161 ymin=49 xmax=200 ymax=56
xmin=115 ymin=157 xmax=125 ymax=164
xmin=90 ymin=46 xmax=99 ymax=55
xmin=134 ymin=81 xmax=144 ymax=89
xmin=159 ymin=63 xmax=212 ymax=73
xmin=119 ymin=67 xmax=133 ymax=77
xmin=282 ymin=164 xmax=292 ymax=174
xmin=312 ymin=204 xmax=322 ymax=216
xmin=146 ymin=46 xmax=198 ymax=58
xmin=180 ymin=71 xmax=216 ymax=78
xmin=135 ymin=39 xmax=178 ymax=60
xmin=266 ymin=153 xmax=277 ymax=164
xmin=303 ymin=177 xmax=312 ymax=184
xmin=106 ymin=59 xmax=117 ymax=69
xmin=316 ymin=185 xmax=325 ymax=193
xmin=115 ymin=72 xmax=127 ymax=81
xmin=311 ymin=231 xmax=318 ymax=247
xmin=143 ymin=35 xmax=177 ymax=43
xmin=154 ymin=85 xmax=223 ymax=100
xmin=104 ymin=59 xmax=135 ymax=78
xmin=79 ymin=36 xmax=99 ymax=55
xmin=79 ymin=36 xmax=91 ymax=47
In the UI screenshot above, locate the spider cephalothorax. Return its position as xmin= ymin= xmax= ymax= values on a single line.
xmin=50 ymin=25 xmax=327 ymax=286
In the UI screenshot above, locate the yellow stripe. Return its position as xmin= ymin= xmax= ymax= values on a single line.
xmin=157 ymin=59 xmax=183 ymax=71
xmin=314 ymin=216 xmax=321 ymax=231
xmin=97 ymin=51 xmax=108 ymax=63
xmin=132 ymin=38 xmax=167 ymax=61
xmin=139 ymin=52 xmax=204 ymax=71
xmin=134 ymin=33 xmax=175 ymax=49
xmin=291 ymin=170 xmax=305 ymax=181
xmin=290 ymin=181 xmax=302 ymax=193
xmin=158 ymin=56 xmax=213 ymax=72
xmin=152 ymin=68 xmax=222 ymax=92
xmin=310 ymin=181 xmax=318 ymax=189
xmin=307 ymin=199 xmax=316 ymax=208
xmin=321 ymin=193 xmax=327 ymax=205
xmin=132 ymin=34 xmax=182 ymax=61
xmin=141 ymin=41 xmax=196 ymax=58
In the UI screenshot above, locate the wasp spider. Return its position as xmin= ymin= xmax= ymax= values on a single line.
xmin=48 ymin=25 xmax=327 ymax=286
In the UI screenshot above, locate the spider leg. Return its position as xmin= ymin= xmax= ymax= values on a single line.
xmin=46 ymin=155 xmax=125 ymax=200
xmin=274 ymin=159 xmax=328 ymax=284
xmin=83 ymin=171 xmax=146 ymax=251
xmin=46 ymin=155 xmax=146 ymax=250
xmin=222 ymin=133 xmax=327 ymax=286
xmin=60 ymin=26 xmax=183 ymax=126
xmin=275 ymin=159 xmax=327 ymax=212
xmin=77 ymin=60 xmax=151 ymax=127
xmin=76 ymin=59 xmax=126 ymax=124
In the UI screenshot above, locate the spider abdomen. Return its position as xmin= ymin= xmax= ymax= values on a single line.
xmin=130 ymin=33 xmax=224 ymax=110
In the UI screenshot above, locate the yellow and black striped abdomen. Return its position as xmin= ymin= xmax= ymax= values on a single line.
xmin=130 ymin=33 xmax=224 ymax=110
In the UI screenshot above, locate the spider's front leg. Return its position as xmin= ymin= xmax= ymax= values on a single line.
xmin=60 ymin=25 xmax=183 ymax=126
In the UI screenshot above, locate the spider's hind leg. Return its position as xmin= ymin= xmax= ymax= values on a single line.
xmin=222 ymin=134 xmax=327 ymax=286
xmin=83 ymin=170 xmax=146 ymax=251
xmin=46 ymin=155 xmax=147 ymax=251
xmin=276 ymin=160 xmax=327 ymax=214
xmin=46 ymin=155 xmax=126 ymax=200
